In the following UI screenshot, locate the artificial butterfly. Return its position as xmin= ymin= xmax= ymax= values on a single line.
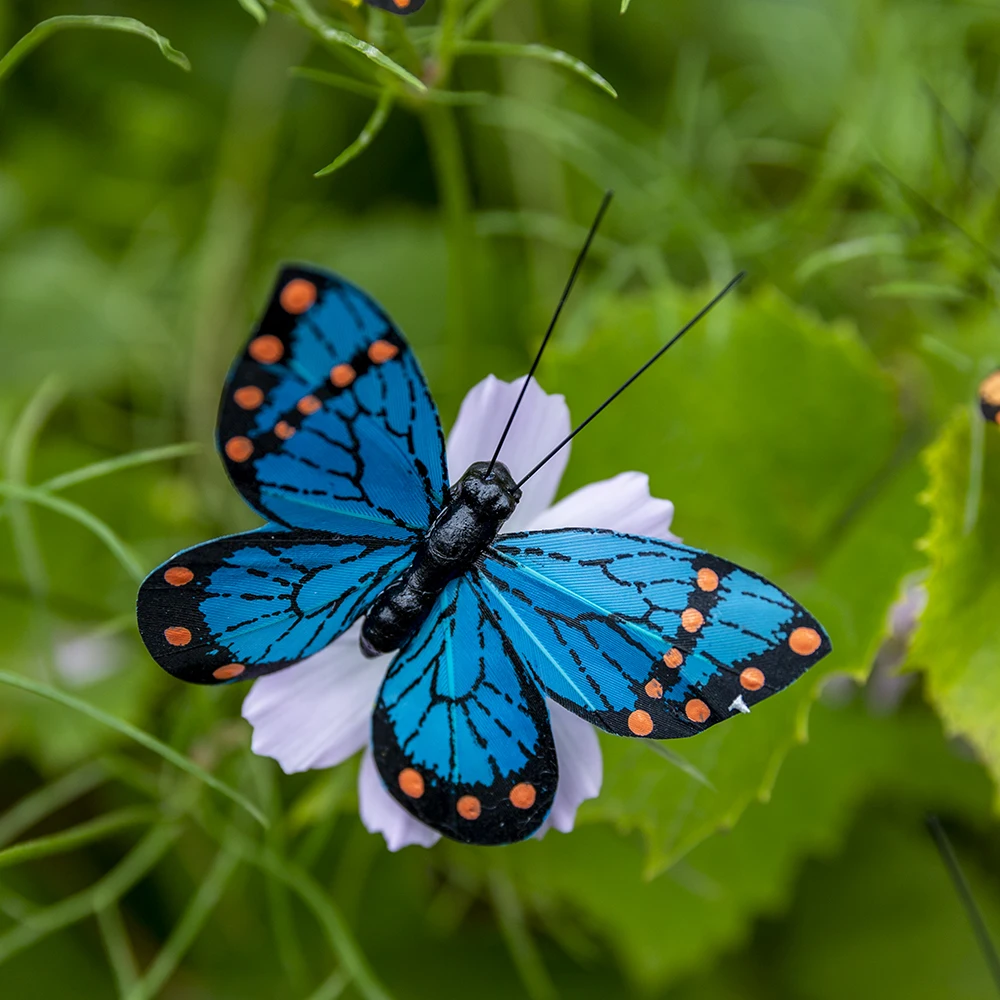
xmin=363 ymin=0 xmax=426 ymax=14
xmin=979 ymin=370 xmax=1000 ymax=424
xmin=136 ymin=264 xmax=831 ymax=846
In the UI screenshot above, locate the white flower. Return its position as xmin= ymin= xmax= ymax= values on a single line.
xmin=242 ymin=375 xmax=676 ymax=850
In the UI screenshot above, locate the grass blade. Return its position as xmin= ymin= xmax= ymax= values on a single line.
xmin=287 ymin=0 xmax=426 ymax=92
xmin=645 ymin=741 xmax=716 ymax=791
xmin=0 ymin=671 xmax=268 ymax=828
xmin=41 ymin=442 xmax=201 ymax=493
xmin=97 ymin=902 xmax=139 ymax=998
xmin=238 ymin=0 xmax=268 ymax=23
xmin=306 ymin=971 xmax=349 ymax=1000
xmin=488 ymin=871 xmax=557 ymax=1000
xmin=0 ymin=15 xmax=190 ymax=83
xmin=0 ymin=825 xmax=180 ymax=965
xmin=0 ymin=481 xmax=144 ymax=581
xmin=621 ymin=0 xmax=632 ymax=11
xmin=926 ymin=815 xmax=1000 ymax=993
xmin=126 ymin=847 xmax=240 ymax=1000
xmin=454 ymin=41 xmax=618 ymax=98
xmin=0 ymin=807 xmax=157 ymax=870
xmin=315 ymin=90 xmax=394 ymax=176
xmin=0 ymin=761 xmax=106 ymax=848
xmin=292 ymin=66 xmax=383 ymax=99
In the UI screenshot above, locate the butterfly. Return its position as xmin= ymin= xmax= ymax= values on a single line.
xmin=979 ymin=370 xmax=1000 ymax=424
xmin=363 ymin=0 xmax=426 ymax=13
xmin=136 ymin=264 xmax=832 ymax=847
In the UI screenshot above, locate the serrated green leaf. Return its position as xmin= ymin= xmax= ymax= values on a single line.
xmin=454 ymin=41 xmax=618 ymax=98
xmin=537 ymin=286 xmax=924 ymax=873
xmin=0 ymin=15 xmax=190 ymax=82
xmin=907 ymin=410 xmax=1000 ymax=798
xmin=315 ymin=91 xmax=395 ymax=177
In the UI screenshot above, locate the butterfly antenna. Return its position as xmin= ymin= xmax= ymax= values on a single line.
xmin=485 ymin=190 xmax=614 ymax=477
xmin=517 ymin=271 xmax=746 ymax=489
xmin=926 ymin=814 xmax=1000 ymax=994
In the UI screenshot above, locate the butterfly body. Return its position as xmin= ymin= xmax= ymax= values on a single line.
xmin=361 ymin=460 xmax=521 ymax=656
xmin=137 ymin=263 xmax=831 ymax=847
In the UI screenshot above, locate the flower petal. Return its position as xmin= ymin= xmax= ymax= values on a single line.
xmin=527 ymin=471 xmax=677 ymax=540
xmin=446 ymin=375 xmax=571 ymax=531
xmin=242 ymin=623 xmax=387 ymax=774
xmin=538 ymin=700 xmax=603 ymax=836
xmin=358 ymin=748 xmax=441 ymax=851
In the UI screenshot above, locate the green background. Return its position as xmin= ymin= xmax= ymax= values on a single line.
xmin=0 ymin=1 xmax=999 ymax=997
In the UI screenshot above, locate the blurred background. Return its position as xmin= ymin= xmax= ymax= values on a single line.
xmin=1 ymin=0 xmax=999 ymax=997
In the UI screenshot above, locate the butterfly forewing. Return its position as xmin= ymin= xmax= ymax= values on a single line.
xmin=477 ymin=528 xmax=831 ymax=738
xmin=219 ymin=265 xmax=448 ymax=534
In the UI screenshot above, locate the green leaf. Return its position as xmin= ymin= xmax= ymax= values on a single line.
xmin=620 ymin=0 xmax=632 ymax=11
xmin=0 ymin=671 xmax=268 ymax=828
xmin=315 ymin=91 xmax=395 ymax=177
xmin=0 ymin=15 xmax=190 ymax=83
xmin=454 ymin=41 xmax=618 ymax=99
xmin=237 ymin=0 xmax=268 ymax=23
xmin=907 ymin=409 xmax=1000 ymax=797
xmin=539 ymin=286 xmax=924 ymax=872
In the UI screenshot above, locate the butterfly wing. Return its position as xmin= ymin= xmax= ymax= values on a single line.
xmin=363 ymin=0 xmax=426 ymax=13
xmin=477 ymin=529 xmax=831 ymax=738
xmin=219 ymin=265 xmax=448 ymax=535
xmin=137 ymin=526 xmax=415 ymax=685
xmin=371 ymin=575 xmax=557 ymax=845
xmin=979 ymin=370 xmax=1000 ymax=424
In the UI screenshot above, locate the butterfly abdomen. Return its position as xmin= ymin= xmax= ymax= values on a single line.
xmin=360 ymin=461 xmax=521 ymax=656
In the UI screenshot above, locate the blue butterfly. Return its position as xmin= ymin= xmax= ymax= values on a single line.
xmin=136 ymin=265 xmax=831 ymax=846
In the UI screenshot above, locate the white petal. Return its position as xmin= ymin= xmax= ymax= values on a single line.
xmin=527 ymin=471 xmax=678 ymax=540
xmin=241 ymin=623 xmax=388 ymax=774
xmin=537 ymin=700 xmax=603 ymax=836
xmin=358 ymin=748 xmax=440 ymax=851
xmin=446 ymin=374 xmax=571 ymax=532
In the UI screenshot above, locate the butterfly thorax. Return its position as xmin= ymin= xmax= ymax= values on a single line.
xmin=360 ymin=461 xmax=522 ymax=658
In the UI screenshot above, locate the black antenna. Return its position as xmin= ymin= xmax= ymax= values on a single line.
xmin=517 ymin=271 xmax=745 ymax=489
xmin=486 ymin=190 xmax=614 ymax=476
xmin=926 ymin=814 xmax=1000 ymax=994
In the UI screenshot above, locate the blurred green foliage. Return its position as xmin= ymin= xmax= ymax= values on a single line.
xmin=0 ymin=0 xmax=999 ymax=997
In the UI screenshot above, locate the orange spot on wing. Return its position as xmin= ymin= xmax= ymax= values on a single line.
xmin=685 ymin=699 xmax=710 ymax=723
xmin=330 ymin=363 xmax=356 ymax=388
xmin=297 ymin=394 xmax=321 ymax=415
xmin=789 ymin=627 xmax=822 ymax=656
xmin=368 ymin=339 xmax=399 ymax=364
xmin=645 ymin=678 xmax=663 ymax=698
xmin=233 ymin=385 xmax=264 ymax=410
xmin=213 ymin=663 xmax=245 ymax=680
xmin=398 ymin=768 xmax=424 ymax=798
xmin=457 ymin=795 xmax=481 ymax=819
xmin=697 ymin=568 xmax=719 ymax=592
xmin=509 ymin=783 xmax=537 ymax=809
xmin=681 ymin=608 xmax=705 ymax=633
xmin=628 ymin=709 xmax=654 ymax=736
xmin=164 ymin=566 xmax=193 ymax=587
xmin=249 ymin=334 xmax=284 ymax=364
xmin=274 ymin=420 xmax=296 ymax=440
xmin=279 ymin=278 xmax=317 ymax=315
xmin=740 ymin=667 xmax=765 ymax=691
xmin=395 ymin=0 xmax=411 ymax=7
xmin=164 ymin=626 xmax=192 ymax=647
xmin=225 ymin=436 xmax=254 ymax=462
xmin=663 ymin=647 xmax=684 ymax=669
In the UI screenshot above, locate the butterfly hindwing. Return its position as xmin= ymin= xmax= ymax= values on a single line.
xmin=219 ymin=265 xmax=448 ymax=534
xmin=477 ymin=528 xmax=831 ymax=738
xmin=371 ymin=575 xmax=557 ymax=845
xmin=137 ymin=526 xmax=416 ymax=685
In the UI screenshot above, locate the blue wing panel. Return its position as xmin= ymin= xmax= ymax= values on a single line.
xmin=137 ymin=525 xmax=415 ymax=685
xmin=371 ymin=576 xmax=557 ymax=845
xmin=478 ymin=529 xmax=831 ymax=739
xmin=218 ymin=265 xmax=448 ymax=534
